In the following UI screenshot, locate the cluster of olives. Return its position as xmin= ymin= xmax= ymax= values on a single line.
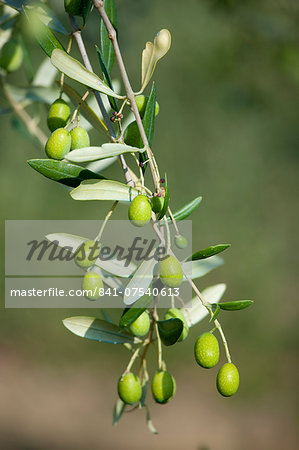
xmin=194 ymin=332 xmax=239 ymax=397
xmin=45 ymin=98 xmax=90 ymax=160
xmin=75 ymin=240 xmax=103 ymax=301
xmin=0 ymin=39 xmax=23 ymax=73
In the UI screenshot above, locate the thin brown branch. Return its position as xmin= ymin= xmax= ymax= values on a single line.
xmin=93 ymin=0 xmax=160 ymax=191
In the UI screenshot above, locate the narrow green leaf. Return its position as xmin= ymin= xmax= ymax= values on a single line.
xmin=182 ymin=256 xmax=224 ymax=280
xmin=119 ymin=296 xmax=154 ymax=329
xmin=167 ymin=196 xmax=202 ymax=222
xmin=157 ymin=318 xmax=183 ymax=346
xmin=60 ymin=82 xmax=108 ymax=135
xmin=24 ymin=8 xmax=65 ymax=57
xmin=70 ymin=179 xmax=140 ymax=202
xmin=218 ymin=300 xmax=254 ymax=311
xmin=139 ymin=83 xmax=156 ymax=171
xmin=51 ymin=49 xmax=124 ymax=99
xmin=123 ymin=258 xmax=157 ymax=305
xmin=191 ymin=244 xmax=231 ymax=261
xmin=96 ymin=45 xmax=118 ymax=111
xmin=2 ymin=0 xmax=28 ymax=11
xmin=210 ymin=304 xmax=221 ymax=322
xmin=63 ymin=316 xmax=140 ymax=344
xmin=82 ymin=0 xmax=93 ymax=25
xmin=46 ymin=233 xmax=87 ymax=252
xmin=94 ymin=257 xmax=136 ymax=279
xmin=100 ymin=0 xmax=117 ymax=74
xmin=27 ymin=159 xmax=106 ymax=188
xmin=145 ymin=405 xmax=158 ymax=434
xmin=112 ymin=398 xmax=125 ymax=426
xmin=65 ymin=143 xmax=142 ymax=163
xmin=157 ymin=173 xmax=169 ymax=220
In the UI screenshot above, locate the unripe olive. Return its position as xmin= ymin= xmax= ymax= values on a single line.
xmin=159 ymin=255 xmax=183 ymax=288
xmin=151 ymin=195 xmax=164 ymax=214
xmin=129 ymin=311 xmax=150 ymax=337
xmin=82 ymin=272 xmax=103 ymax=300
xmin=0 ymin=39 xmax=23 ymax=72
xmin=128 ymin=195 xmax=152 ymax=227
xmin=70 ymin=126 xmax=90 ymax=150
xmin=174 ymin=234 xmax=188 ymax=249
xmin=118 ymin=372 xmax=142 ymax=405
xmin=164 ymin=308 xmax=189 ymax=342
xmin=216 ymin=363 xmax=240 ymax=397
xmin=75 ymin=240 xmax=101 ymax=268
xmin=47 ymin=98 xmax=71 ymax=132
xmin=64 ymin=0 xmax=83 ymax=16
xmin=194 ymin=332 xmax=220 ymax=368
xmin=45 ymin=128 xmax=71 ymax=160
xmin=123 ymin=121 xmax=142 ymax=148
xmin=135 ymin=94 xmax=160 ymax=117
xmin=151 ymin=371 xmax=176 ymax=404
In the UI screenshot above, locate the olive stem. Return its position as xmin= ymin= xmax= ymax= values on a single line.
xmin=167 ymin=206 xmax=180 ymax=235
xmin=68 ymin=14 xmax=134 ymax=187
xmin=1 ymin=80 xmax=47 ymax=147
xmin=154 ymin=311 xmax=163 ymax=371
xmin=92 ymin=0 xmax=160 ymax=191
xmin=95 ymin=200 xmax=118 ymax=242
xmin=122 ymin=343 xmax=146 ymax=379
xmin=163 ymin=216 xmax=171 ymax=254
xmin=214 ymin=319 xmax=232 ymax=363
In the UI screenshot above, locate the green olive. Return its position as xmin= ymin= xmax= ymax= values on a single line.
xmin=0 ymin=39 xmax=23 ymax=72
xmin=151 ymin=196 xmax=164 ymax=214
xmin=135 ymin=94 xmax=160 ymax=117
xmin=123 ymin=121 xmax=142 ymax=148
xmin=70 ymin=126 xmax=90 ymax=150
xmin=164 ymin=308 xmax=189 ymax=342
xmin=216 ymin=363 xmax=240 ymax=397
xmin=45 ymin=128 xmax=71 ymax=160
xmin=118 ymin=372 xmax=142 ymax=405
xmin=174 ymin=235 xmax=188 ymax=249
xmin=128 ymin=195 xmax=152 ymax=227
xmin=151 ymin=371 xmax=176 ymax=404
xmin=194 ymin=332 xmax=220 ymax=368
xmin=159 ymin=255 xmax=183 ymax=288
xmin=47 ymin=98 xmax=71 ymax=132
xmin=82 ymin=272 xmax=103 ymax=300
xmin=64 ymin=0 xmax=83 ymax=16
xmin=75 ymin=240 xmax=101 ymax=268
xmin=129 ymin=311 xmax=150 ymax=337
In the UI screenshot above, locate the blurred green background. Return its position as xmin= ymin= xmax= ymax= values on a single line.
xmin=1 ymin=0 xmax=298 ymax=448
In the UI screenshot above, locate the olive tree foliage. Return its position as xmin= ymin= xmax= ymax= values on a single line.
xmin=0 ymin=0 xmax=253 ymax=433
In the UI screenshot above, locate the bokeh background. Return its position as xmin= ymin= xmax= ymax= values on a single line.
xmin=1 ymin=0 xmax=298 ymax=448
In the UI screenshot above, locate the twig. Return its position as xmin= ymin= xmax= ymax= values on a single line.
xmin=93 ymin=0 xmax=160 ymax=191
xmin=68 ymin=15 xmax=134 ymax=187
xmin=1 ymin=80 xmax=47 ymax=147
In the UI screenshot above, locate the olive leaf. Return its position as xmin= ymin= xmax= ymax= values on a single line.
xmin=190 ymin=244 xmax=231 ymax=261
xmin=182 ymin=256 xmax=224 ymax=280
xmin=60 ymin=82 xmax=108 ymax=135
xmin=51 ymin=49 xmax=124 ymax=99
xmin=63 ymin=316 xmax=141 ymax=344
xmin=25 ymin=3 xmax=68 ymax=35
xmin=96 ymin=45 xmax=118 ymax=111
xmin=33 ymin=57 xmax=58 ymax=88
xmin=157 ymin=318 xmax=183 ymax=346
xmin=112 ymin=398 xmax=125 ymax=426
xmin=217 ymin=300 xmax=254 ymax=311
xmin=140 ymin=29 xmax=171 ymax=93
xmin=145 ymin=405 xmax=158 ymax=435
xmin=100 ymin=0 xmax=117 ymax=74
xmin=119 ymin=296 xmax=154 ymax=329
xmin=64 ymin=143 xmax=143 ymax=163
xmin=70 ymin=179 xmax=140 ymax=202
xmin=94 ymin=257 xmax=136 ymax=279
xmin=139 ymin=83 xmax=156 ymax=171
xmin=27 ymin=159 xmax=106 ymax=188
xmin=86 ymin=157 xmax=118 ymax=174
xmin=210 ymin=304 xmax=221 ymax=322
xmin=24 ymin=8 xmax=65 ymax=57
xmin=168 ymin=196 xmax=202 ymax=222
xmin=46 ymin=233 xmax=88 ymax=252
xmin=181 ymin=283 xmax=227 ymax=327
xmin=123 ymin=258 xmax=157 ymax=305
